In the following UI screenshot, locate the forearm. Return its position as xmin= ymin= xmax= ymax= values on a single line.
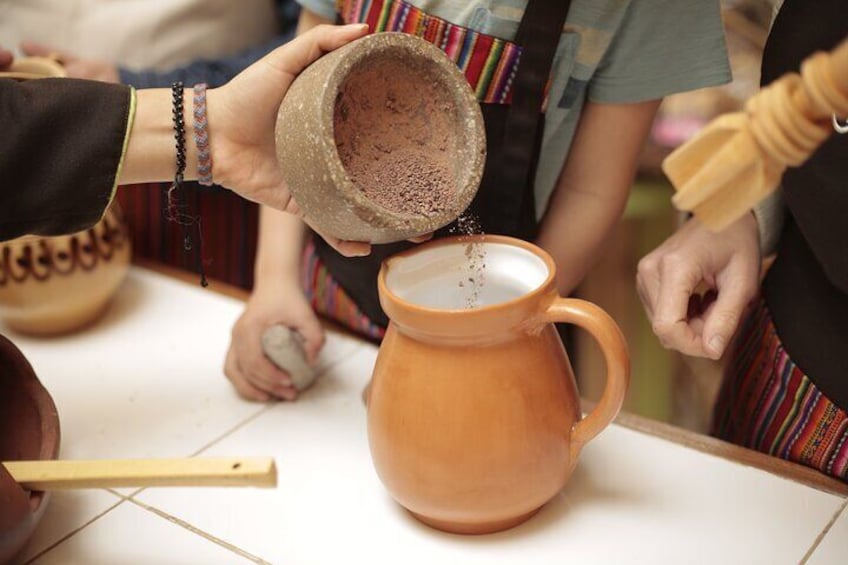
xmin=537 ymin=182 xmax=631 ymax=296
xmin=119 ymin=88 xmax=202 ymax=185
xmin=254 ymin=206 xmax=307 ymax=290
xmin=536 ymin=99 xmax=660 ymax=295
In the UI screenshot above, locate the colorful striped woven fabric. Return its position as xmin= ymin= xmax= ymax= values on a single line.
xmin=301 ymin=239 xmax=386 ymax=341
xmin=336 ymin=0 xmax=522 ymax=104
xmin=712 ymin=297 xmax=848 ymax=481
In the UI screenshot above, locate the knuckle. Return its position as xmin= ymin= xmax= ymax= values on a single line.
xmin=651 ymin=319 xmax=672 ymax=337
xmin=712 ymin=310 xmax=740 ymax=329
xmin=656 ymin=335 xmax=674 ymax=350
xmin=660 ymin=252 xmax=688 ymax=271
xmin=636 ymin=255 xmax=657 ymax=276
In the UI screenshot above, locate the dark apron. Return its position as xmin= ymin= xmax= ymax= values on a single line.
xmin=316 ymin=0 xmax=572 ymax=328
xmin=760 ymin=0 xmax=848 ymax=411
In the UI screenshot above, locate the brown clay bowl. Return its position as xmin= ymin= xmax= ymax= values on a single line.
xmin=0 ymin=203 xmax=132 ymax=335
xmin=275 ymin=32 xmax=485 ymax=244
xmin=0 ymin=335 xmax=61 ymax=563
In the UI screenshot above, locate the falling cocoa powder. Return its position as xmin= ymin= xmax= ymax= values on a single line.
xmin=451 ymin=212 xmax=487 ymax=309
xmin=333 ymin=54 xmax=458 ymax=217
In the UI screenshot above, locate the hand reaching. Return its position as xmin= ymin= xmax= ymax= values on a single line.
xmin=224 ymin=283 xmax=325 ymax=402
xmin=207 ymin=23 xmax=374 ymax=256
xmin=636 ymin=213 xmax=762 ymax=360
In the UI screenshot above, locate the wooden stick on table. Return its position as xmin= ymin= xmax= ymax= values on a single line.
xmin=4 ymin=457 xmax=277 ymax=490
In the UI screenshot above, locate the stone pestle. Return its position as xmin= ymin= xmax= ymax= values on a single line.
xmin=261 ymin=325 xmax=319 ymax=392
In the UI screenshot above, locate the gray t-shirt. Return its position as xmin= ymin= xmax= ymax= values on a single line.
xmin=298 ymin=0 xmax=731 ymax=218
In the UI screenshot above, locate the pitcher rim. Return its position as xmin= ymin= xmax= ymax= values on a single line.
xmin=378 ymin=234 xmax=556 ymax=316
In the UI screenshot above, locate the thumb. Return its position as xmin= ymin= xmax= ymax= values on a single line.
xmin=263 ymin=23 xmax=369 ymax=79
xmin=701 ymin=270 xmax=754 ymax=360
xmin=296 ymin=318 xmax=325 ymax=366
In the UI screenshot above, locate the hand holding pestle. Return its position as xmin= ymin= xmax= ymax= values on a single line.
xmin=261 ymin=325 xmax=319 ymax=391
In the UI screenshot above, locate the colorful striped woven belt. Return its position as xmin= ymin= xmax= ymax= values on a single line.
xmin=337 ymin=0 xmax=523 ymax=104
xmin=712 ymin=297 xmax=848 ymax=481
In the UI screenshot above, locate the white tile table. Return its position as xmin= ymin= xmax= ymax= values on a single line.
xmin=5 ymin=264 xmax=847 ymax=564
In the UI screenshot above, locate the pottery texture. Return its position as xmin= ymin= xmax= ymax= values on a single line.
xmin=0 ymin=203 xmax=131 ymax=335
xmin=275 ymin=33 xmax=485 ymax=243
xmin=368 ymin=236 xmax=630 ymax=534
xmin=0 ymin=335 xmax=60 ymax=563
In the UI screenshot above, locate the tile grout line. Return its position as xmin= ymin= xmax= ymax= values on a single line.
xmin=23 ymin=495 xmax=127 ymax=564
xmin=127 ymin=497 xmax=271 ymax=565
xmin=188 ymin=403 xmax=276 ymax=458
xmin=108 ymin=344 xmax=371 ymax=563
xmin=122 ymin=345 xmax=371 ymax=499
xmin=18 ymin=336 xmax=368 ymax=563
xmin=316 ymin=340 xmax=374 ymax=376
xmin=121 ymin=402 xmax=276 ymax=502
xmin=799 ymin=498 xmax=847 ymax=564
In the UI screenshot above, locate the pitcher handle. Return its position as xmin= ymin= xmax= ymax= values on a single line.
xmin=545 ymin=298 xmax=630 ymax=458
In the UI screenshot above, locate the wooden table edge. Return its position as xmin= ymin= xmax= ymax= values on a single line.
xmin=135 ymin=260 xmax=848 ymax=498
xmin=132 ymin=258 xmax=374 ymax=340
xmin=592 ymin=401 xmax=848 ymax=498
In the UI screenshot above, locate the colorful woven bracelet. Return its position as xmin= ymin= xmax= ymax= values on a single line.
xmin=192 ymin=83 xmax=213 ymax=186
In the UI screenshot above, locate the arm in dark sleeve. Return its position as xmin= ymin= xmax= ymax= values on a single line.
xmin=0 ymin=78 xmax=133 ymax=241
xmin=118 ymin=0 xmax=300 ymax=88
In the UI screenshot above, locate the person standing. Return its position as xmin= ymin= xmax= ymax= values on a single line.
xmin=637 ymin=0 xmax=848 ymax=481
xmin=224 ymin=0 xmax=733 ymax=401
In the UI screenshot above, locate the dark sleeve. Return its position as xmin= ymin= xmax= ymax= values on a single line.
xmin=0 ymin=78 xmax=133 ymax=241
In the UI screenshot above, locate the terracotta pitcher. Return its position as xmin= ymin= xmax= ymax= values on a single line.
xmin=368 ymin=235 xmax=630 ymax=534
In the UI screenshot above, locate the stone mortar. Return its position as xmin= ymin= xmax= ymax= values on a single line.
xmin=275 ymin=33 xmax=485 ymax=244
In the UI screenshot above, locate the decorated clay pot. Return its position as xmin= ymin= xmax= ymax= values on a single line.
xmin=275 ymin=33 xmax=485 ymax=243
xmin=0 ymin=335 xmax=61 ymax=563
xmin=0 ymin=203 xmax=131 ymax=335
xmin=368 ymin=236 xmax=630 ymax=534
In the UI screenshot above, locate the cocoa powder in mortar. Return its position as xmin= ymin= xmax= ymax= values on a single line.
xmin=333 ymin=55 xmax=459 ymax=217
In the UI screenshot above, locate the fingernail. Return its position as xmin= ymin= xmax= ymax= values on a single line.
xmin=708 ymin=335 xmax=725 ymax=358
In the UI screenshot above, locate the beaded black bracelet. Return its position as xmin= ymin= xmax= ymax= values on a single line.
xmin=171 ymin=81 xmax=187 ymax=184
xmin=169 ymin=81 xmax=208 ymax=287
